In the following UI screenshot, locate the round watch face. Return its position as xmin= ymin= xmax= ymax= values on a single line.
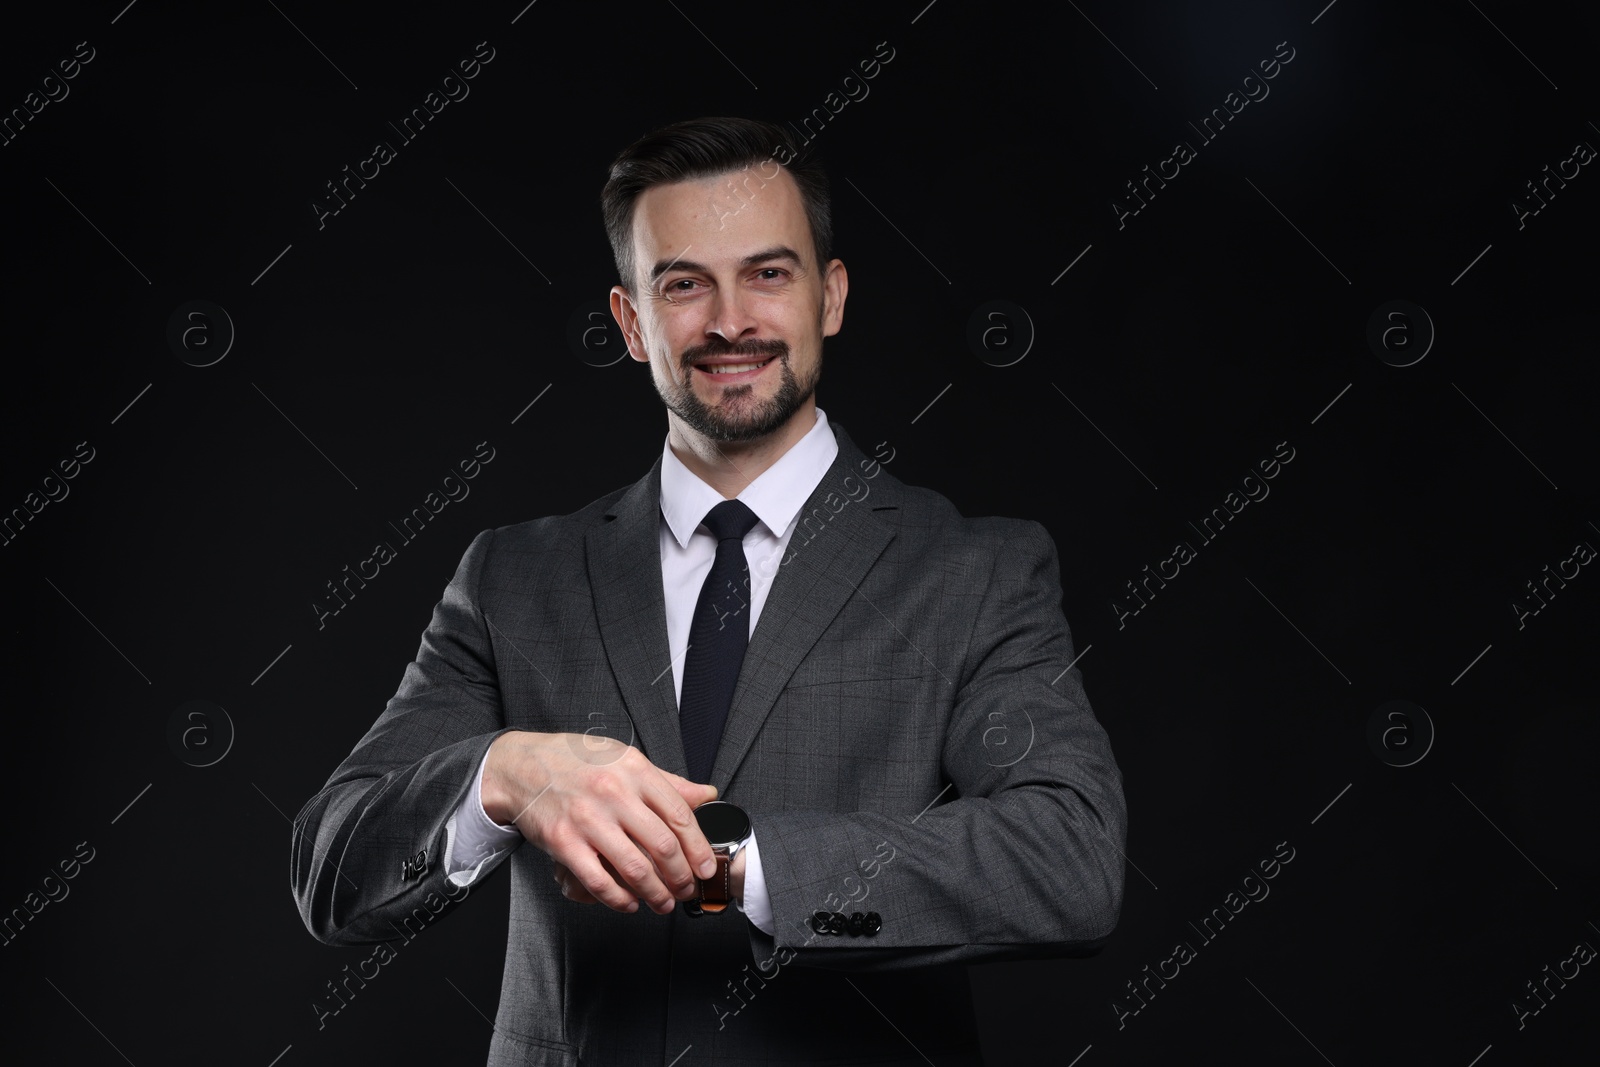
xmin=693 ymin=801 xmax=750 ymax=848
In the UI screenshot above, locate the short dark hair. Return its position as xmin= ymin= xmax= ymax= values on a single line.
xmin=601 ymin=116 xmax=832 ymax=290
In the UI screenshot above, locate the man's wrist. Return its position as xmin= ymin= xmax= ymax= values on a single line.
xmin=481 ymin=730 xmax=537 ymax=826
xmin=730 ymin=846 xmax=747 ymax=904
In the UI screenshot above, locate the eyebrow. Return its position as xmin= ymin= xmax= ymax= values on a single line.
xmin=648 ymin=245 xmax=803 ymax=283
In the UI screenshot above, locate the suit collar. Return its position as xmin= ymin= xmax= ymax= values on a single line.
xmin=586 ymin=420 xmax=899 ymax=785
xmin=659 ymin=407 xmax=840 ymax=547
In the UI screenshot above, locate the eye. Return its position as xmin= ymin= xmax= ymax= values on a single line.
xmin=754 ymin=268 xmax=787 ymax=281
xmin=658 ymin=278 xmax=703 ymax=301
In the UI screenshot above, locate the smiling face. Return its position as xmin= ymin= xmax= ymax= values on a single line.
xmin=610 ymin=166 xmax=846 ymax=449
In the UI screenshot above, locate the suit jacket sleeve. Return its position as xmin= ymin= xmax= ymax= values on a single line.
xmin=291 ymin=528 xmax=517 ymax=946
xmin=744 ymin=519 xmax=1126 ymax=973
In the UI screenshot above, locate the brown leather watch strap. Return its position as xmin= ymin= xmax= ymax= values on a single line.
xmin=695 ymin=849 xmax=733 ymax=913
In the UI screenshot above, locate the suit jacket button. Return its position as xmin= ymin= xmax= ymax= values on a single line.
xmin=829 ymin=911 xmax=847 ymax=935
xmin=863 ymin=912 xmax=882 ymax=936
xmin=846 ymin=912 xmax=865 ymax=936
xmin=402 ymin=848 xmax=428 ymax=881
xmin=811 ymin=911 xmax=834 ymax=935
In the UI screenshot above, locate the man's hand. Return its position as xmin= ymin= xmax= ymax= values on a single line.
xmin=552 ymin=839 xmax=746 ymax=907
xmin=481 ymin=730 xmax=718 ymax=915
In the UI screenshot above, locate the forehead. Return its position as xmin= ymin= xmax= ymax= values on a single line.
xmin=631 ymin=166 xmax=811 ymax=272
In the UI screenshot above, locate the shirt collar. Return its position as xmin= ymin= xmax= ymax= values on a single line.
xmin=660 ymin=407 xmax=839 ymax=548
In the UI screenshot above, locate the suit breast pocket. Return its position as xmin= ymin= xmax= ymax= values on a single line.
xmin=496 ymin=639 xmax=635 ymax=743
xmin=760 ymin=634 xmax=947 ymax=803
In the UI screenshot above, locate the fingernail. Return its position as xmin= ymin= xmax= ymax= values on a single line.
xmin=700 ymin=860 xmax=717 ymax=878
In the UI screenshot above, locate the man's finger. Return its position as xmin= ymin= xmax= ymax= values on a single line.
xmin=562 ymin=846 xmax=645 ymax=913
xmin=587 ymin=824 xmax=680 ymax=913
xmin=553 ymin=860 xmax=599 ymax=904
xmin=644 ymin=773 xmax=718 ymax=880
xmin=614 ymin=796 xmax=707 ymax=902
xmin=661 ymin=770 xmax=718 ymax=804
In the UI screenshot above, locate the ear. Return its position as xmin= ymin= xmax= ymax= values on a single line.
xmin=820 ymin=259 xmax=848 ymax=338
xmin=609 ymin=286 xmax=650 ymax=363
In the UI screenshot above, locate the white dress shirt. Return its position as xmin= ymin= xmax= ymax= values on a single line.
xmin=442 ymin=407 xmax=840 ymax=936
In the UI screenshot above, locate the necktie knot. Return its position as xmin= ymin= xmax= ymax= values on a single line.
xmin=702 ymin=499 xmax=759 ymax=543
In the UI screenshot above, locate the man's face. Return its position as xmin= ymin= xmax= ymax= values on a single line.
xmin=610 ymin=165 xmax=846 ymax=445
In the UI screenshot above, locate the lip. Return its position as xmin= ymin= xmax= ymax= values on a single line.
xmin=693 ymin=356 xmax=775 ymax=383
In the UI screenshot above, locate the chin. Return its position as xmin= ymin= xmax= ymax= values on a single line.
xmin=662 ymin=353 xmax=817 ymax=444
xmin=677 ymin=395 xmax=805 ymax=444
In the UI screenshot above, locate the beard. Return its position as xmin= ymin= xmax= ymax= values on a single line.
xmin=658 ymin=337 xmax=820 ymax=443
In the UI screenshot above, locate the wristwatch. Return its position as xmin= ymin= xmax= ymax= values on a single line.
xmin=684 ymin=800 xmax=751 ymax=917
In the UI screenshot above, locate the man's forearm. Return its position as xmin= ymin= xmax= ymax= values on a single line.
xmin=743 ymin=765 xmax=1126 ymax=974
xmin=292 ymin=729 xmax=506 ymax=946
xmin=291 ymin=528 xmax=509 ymax=947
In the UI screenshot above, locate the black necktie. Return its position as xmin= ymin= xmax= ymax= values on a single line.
xmin=679 ymin=499 xmax=760 ymax=784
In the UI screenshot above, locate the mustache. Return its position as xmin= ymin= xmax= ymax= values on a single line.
xmin=681 ymin=338 xmax=789 ymax=368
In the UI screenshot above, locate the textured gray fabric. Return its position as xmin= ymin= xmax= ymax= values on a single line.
xmin=291 ymin=422 xmax=1126 ymax=1065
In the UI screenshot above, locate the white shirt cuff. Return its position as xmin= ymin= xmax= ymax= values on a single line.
xmin=733 ymin=828 xmax=774 ymax=935
xmin=443 ymin=746 xmax=524 ymax=887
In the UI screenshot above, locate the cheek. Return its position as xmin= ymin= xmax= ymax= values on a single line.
xmin=655 ymin=326 xmax=689 ymax=368
xmin=650 ymin=307 xmax=696 ymax=346
xmin=650 ymin=340 xmax=691 ymax=388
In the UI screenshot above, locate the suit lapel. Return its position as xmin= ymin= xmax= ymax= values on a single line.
xmin=585 ymin=426 xmax=899 ymax=788
xmin=709 ymin=427 xmax=897 ymax=790
xmin=586 ymin=457 xmax=692 ymax=777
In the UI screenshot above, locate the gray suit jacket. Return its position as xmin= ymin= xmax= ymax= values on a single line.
xmin=291 ymin=422 xmax=1126 ymax=1066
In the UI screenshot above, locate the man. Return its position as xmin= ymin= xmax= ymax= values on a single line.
xmin=292 ymin=116 xmax=1126 ymax=1066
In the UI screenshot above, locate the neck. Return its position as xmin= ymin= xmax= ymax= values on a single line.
xmin=666 ymin=401 xmax=817 ymax=499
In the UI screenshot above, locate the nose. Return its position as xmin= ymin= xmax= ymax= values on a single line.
xmin=705 ymin=284 xmax=758 ymax=345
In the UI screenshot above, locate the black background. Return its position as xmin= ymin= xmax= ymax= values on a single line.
xmin=2 ymin=1 xmax=1597 ymax=1064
